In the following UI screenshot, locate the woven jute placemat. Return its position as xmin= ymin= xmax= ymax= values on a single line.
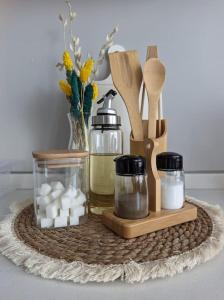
xmin=14 ymin=202 xmax=211 ymax=264
xmin=0 ymin=196 xmax=224 ymax=283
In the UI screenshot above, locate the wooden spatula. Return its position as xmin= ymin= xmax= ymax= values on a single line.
xmin=109 ymin=51 xmax=144 ymax=141
xmin=143 ymin=58 xmax=166 ymax=139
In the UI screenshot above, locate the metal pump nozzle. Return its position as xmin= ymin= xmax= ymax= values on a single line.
xmin=92 ymin=89 xmax=121 ymax=126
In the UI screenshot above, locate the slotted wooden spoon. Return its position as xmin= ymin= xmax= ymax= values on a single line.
xmin=109 ymin=51 xmax=144 ymax=141
xmin=143 ymin=58 xmax=166 ymax=139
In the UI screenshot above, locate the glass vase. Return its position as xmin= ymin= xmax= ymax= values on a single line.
xmin=67 ymin=113 xmax=89 ymax=152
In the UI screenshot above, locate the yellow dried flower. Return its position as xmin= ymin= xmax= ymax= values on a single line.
xmin=84 ymin=58 xmax=94 ymax=72
xmin=63 ymin=51 xmax=73 ymax=71
xmin=80 ymin=67 xmax=90 ymax=83
xmin=79 ymin=58 xmax=94 ymax=83
xmin=92 ymin=82 xmax=99 ymax=101
xmin=59 ymin=80 xmax=72 ymax=96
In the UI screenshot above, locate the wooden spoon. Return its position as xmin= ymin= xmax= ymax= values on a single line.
xmin=143 ymin=58 xmax=166 ymax=139
xmin=140 ymin=45 xmax=158 ymax=118
xmin=109 ymin=51 xmax=144 ymax=141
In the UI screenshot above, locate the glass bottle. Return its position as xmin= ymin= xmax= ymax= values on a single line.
xmin=114 ymin=155 xmax=148 ymax=219
xmin=156 ymin=152 xmax=185 ymax=210
xmin=89 ymin=90 xmax=123 ymax=214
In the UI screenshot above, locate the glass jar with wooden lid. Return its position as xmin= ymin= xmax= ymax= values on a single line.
xmin=32 ymin=150 xmax=89 ymax=228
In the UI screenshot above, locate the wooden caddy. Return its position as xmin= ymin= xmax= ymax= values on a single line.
xmin=102 ymin=46 xmax=197 ymax=239
xmin=102 ymin=119 xmax=197 ymax=239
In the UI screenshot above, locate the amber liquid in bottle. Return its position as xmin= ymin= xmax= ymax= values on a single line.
xmin=89 ymin=153 xmax=118 ymax=215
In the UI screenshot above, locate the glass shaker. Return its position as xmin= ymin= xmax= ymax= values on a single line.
xmin=156 ymin=152 xmax=185 ymax=210
xmin=89 ymin=89 xmax=123 ymax=214
xmin=114 ymin=155 xmax=148 ymax=219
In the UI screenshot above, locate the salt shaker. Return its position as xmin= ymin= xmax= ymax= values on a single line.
xmin=114 ymin=155 xmax=148 ymax=219
xmin=157 ymin=152 xmax=185 ymax=210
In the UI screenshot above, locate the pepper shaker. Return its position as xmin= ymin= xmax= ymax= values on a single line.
xmin=114 ymin=155 xmax=148 ymax=219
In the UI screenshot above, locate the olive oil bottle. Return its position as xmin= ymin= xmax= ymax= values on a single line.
xmin=89 ymin=90 xmax=122 ymax=214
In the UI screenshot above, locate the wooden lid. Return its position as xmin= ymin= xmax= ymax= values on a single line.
xmin=32 ymin=150 xmax=89 ymax=160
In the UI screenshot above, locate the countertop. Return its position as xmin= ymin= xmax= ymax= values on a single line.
xmin=0 ymin=189 xmax=224 ymax=300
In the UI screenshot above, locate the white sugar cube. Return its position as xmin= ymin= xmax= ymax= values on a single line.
xmin=51 ymin=181 xmax=65 ymax=191
xmin=54 ymin=216 xmax=68 ymax=228
xmin=64 ymin=186 xmax=77 ymax=198
xmin=38 ymin=196 xmax=51 ymax=207
xmin=70 ymin=206 xmax=85 ymax=218
xmin=61 ymin=195 xmax=72 ymax=210
xmin=50 ymin=189 xmax=63 ymax=200
xmin=46 ymin=199 xmax=60 ymax=218
xmin=69 ymin=216 xmax=79 ymax=226
xmin=39 ymin=183 xmax=52 ymax=196
xmin=40 ymin=217 xmax=53 ymax=228
xmin=60 ymin=209 xmax=69 ymax=217
xmin=71 ymin=189 xmax=86 ymax=207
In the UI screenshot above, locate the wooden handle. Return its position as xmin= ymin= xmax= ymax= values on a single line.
xmin=146 ymin=139 xmax=161 ymax=212
xmin=148 ymin=94 xmax=160 ymax=139
xmin=127 ymin=103 xmax=144 ymax=140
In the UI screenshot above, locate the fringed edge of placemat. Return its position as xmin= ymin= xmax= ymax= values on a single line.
xmin=0 ymin=196 xmax=224 ymax=284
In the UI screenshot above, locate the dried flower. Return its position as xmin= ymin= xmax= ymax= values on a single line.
xmin=80 ymin=68 xmax=90 ymax=83
xmin=93 ymin=25 xmax=119 ymax=79
xmin=65 ymin=0 xmax=76 ymax=21
xmin=63 ymin=51 xmax=73 ymax=71
xmin=84 ymin=58 xmax=94 ymax=71
xmin=92 ymin=82 xmax=99 ymax=101
xmin=59 ymin=80 xmax=72 ymax=96
xmin=56 ymin=62 xmax=64 ymax=71
xmin=80 ymin=58 xmax=94 ymax=83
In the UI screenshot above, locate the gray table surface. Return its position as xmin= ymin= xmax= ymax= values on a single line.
xmin=0 ymin=189 xmax=224 ymax=300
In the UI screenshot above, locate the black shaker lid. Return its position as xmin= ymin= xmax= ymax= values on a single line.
xmin=114 ymin=155 xmax=146 ymax=176
xmin=156 ymin=152 xmax=183 ymax=171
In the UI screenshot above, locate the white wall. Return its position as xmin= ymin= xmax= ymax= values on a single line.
xmin=1 ymin=0 xmax=224 ymax=172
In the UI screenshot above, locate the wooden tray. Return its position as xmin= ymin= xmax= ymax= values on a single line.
xmin=102 ymin=201 xmax=197 ymax=239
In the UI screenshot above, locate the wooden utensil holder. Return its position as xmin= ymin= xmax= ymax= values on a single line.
xmin=130 ymin=119 xmax=167 ymax=212
xmin=103 ymin=118 xmax=197 ymax=239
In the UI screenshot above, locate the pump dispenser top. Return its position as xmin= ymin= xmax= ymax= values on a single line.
xmin=92 ymin=89 xmax=121 ymax=127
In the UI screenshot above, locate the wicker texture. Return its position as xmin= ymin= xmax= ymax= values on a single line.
xmin=14 ymin=204 xmax=212 ymax=265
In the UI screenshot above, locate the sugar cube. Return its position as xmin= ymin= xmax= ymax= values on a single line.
xmin=63 ymin=186 xmax=77 ymax=198
xmin=69 ymin=216 xmax=79 ymax=226
xmin=70 ymin=205 xmax=85 ymax=218
xmin=46 ymin=199 xmax=60 ymax=218
xmin=60 ymin=209 xmax=69 ymax=217
xmin=50 ymin=189 xmax=63 ymax=200
xmin=61 ymin=195 xmax=72 ymax=210
xmin=51 ymin=181 xmax=65 ymax=191
xmin=38 ymin=196 xmax=51 ymax=207
xmin=71 ymin=189 xmax=86 ymax=207
xmin=39 ymin=183 xmax=52 ymax=196
xmin=40 ymin=217 xmax=53 ymax=228
xmin=54 ymin=216 xmax=68 ymax=228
